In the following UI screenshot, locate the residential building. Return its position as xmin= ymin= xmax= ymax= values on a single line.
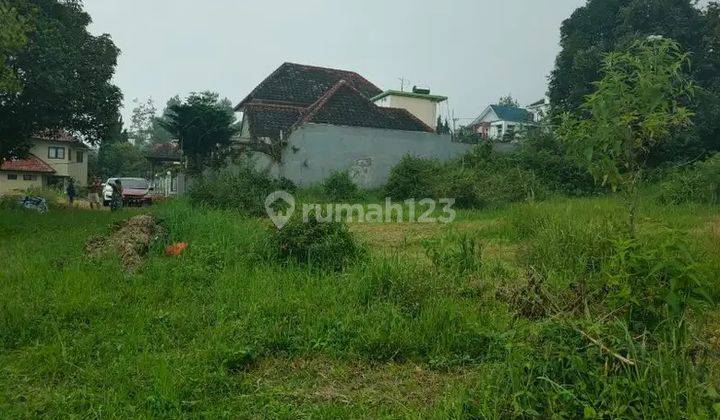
xmin=0 ymin=132 xmax=88 ymax=195
xmin=371 ymin=86 xmax=447 ymax=130
xmin=527 ymin=98 xmax=550 ymax=123
xmin=234 ymin=62 xmax=471 ymax=188
xmin=469 ymin=105 xmax=535 ymax=141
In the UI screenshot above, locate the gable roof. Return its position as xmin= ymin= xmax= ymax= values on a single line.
xmin=297 ymin=81 xmax=433 ymax=133
xmin=235 ymin=62 xmax=383 ymax=110
xmin=1 ymin=154 xmax=56 ymax=173
xmin=490 ymin=105 xmax=533 ymax=123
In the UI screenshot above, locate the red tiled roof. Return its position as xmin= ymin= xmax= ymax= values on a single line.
xmin=32 ymin=130 xmax=87 ymax=147
xmin=0 ymin=154 xmax=56 ymax=173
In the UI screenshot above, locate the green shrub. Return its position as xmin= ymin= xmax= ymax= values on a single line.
xmin=474 ymin=167 xmax=546 ymax=208
xmin=322 ymin=170 xmax=358 ymax=201
xmin=658 ymin=153 xmax=720 ymax=204
xmin=188 ymin=162 xmax=288 ymax=215
xmin=384 ymin=155 xmax=442 ymax=200
xmin=0 ymin=194 xmax=21 ymax=210
xmin=265 ymin=210 xmax=365 ymax=271
xmin=432 ymin=166 xmax=480 ymax=208
xmin=603 ymin=232 xmax=711 ymax=332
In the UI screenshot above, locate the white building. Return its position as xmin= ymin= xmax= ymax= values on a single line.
xmin=527 ymin=98 xmax=550 ymax=123
xmin=371 ymin=87 xmax=447 ymax=130
xmin=469 ymin=105 xmax=535 ymax=141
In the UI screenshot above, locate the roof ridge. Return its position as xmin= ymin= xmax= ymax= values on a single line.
xmin=294 ymin=79 xmax=353 ymax=128
xmin=244 ymin=101 xmax=307 ymax=110
xmin=235 ymin=63 xmax=290 ymax=110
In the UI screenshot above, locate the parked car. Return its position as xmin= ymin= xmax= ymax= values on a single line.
xmin=103 ymin=177 xmax=154 ymax=207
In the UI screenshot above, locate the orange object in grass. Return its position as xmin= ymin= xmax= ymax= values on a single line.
xmin=165 ymin=242 xmax=188 ymax=256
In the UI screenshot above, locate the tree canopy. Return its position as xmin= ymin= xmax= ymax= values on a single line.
xmin=159 ymin=92 xmax=238 ymax=175
xmin=549 ymin=0 xmax=720 ymax=159
xmin=0 ymin=1 xmax=29 ymax=94
xmin=497 ymin=94 xmax=520 ymax=108
xmin=0 ymin=0 xmax=122 ymax=162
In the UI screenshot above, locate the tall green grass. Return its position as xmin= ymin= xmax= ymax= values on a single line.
xmin=0 ymin=195 xmax=718 ymax=417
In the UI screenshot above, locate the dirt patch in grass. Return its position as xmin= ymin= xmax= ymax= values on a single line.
xmin=85 ymin=215 xmax=165 ymax=271
xmin=252 ymin=357 xmax=484 ymax=408
xmin=350 ymin=221 xmax=494 ymax=258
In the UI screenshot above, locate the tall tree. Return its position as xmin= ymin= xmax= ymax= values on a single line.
xmin=0 ymin=1 xmax=30 ymax=94
xmin=0 ymin=0 xmax=122 ymax=162
xmin=128 ymin=98 xmax=157 ymax=149
xmin=159 ymin=92 xmax=238 ymax=175
xmin=148 ymin=95 xmax=181 ymax=146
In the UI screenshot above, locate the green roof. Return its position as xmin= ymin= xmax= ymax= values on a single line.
xmin=371 ymin=90 xmax=448 ymax=103
xmin=490 ymin=105 xmax=533 ymax=123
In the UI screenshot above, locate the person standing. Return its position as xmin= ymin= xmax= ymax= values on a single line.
xmin=87 ymin=177 xmax=102 ymax=209
xmin=110 ymin=179 xmax=123 ymax=212
xmin=66 ymin=178 xmax=76 ymax=208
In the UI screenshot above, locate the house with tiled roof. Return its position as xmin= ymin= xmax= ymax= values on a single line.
xmin=469 ymin=104 xmax=536 ymax=141
xmin=235 ymin=62 xmax=469 ymax=187
xmin=0 ymin=132 xmax=88 ymax=195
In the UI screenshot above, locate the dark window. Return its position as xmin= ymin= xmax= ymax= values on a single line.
xmin=7 ymin=173 xmax=17 ymax=180
xmin=76 ymin=151 xmax=84 ymax=163
xmin=23 ymin=174 xmax=36 ymax=181
xmin=48 ymin=146 xmax=65 ymax=159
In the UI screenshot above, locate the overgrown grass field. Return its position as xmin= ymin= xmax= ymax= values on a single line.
xmin=1 ymin=195 xmax=719 ymax=417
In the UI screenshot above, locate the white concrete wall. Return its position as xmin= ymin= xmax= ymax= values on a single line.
xmin=250 ymin=123 xmax=473 ymax=188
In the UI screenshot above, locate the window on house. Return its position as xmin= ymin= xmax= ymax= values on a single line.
xmin=76 ymin=151 xmax=84 ymax=163
xmin=48 ymin=146 xmax=65 ymax=159
xmin=23 ymin=174 xmax=36 ymax=181
xmin=7 ymin=173 xmax=17 ymax=180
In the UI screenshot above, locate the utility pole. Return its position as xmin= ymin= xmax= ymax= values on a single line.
xmin=398 ymin=77 xmax=406 ymax=92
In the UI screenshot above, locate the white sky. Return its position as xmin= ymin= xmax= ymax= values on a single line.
xmin=85 ymin=0 xmax=589 ymax=126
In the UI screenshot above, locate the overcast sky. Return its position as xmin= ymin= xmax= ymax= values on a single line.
xmin=84 ymin=0 xmax=588 ymax=126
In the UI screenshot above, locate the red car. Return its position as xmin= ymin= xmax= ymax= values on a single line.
xmin=103 ymin=177 xmax=154 ymax=207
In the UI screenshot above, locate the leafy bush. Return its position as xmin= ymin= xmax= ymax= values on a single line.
xmin=265 ymin=210 xmax=365 ymax=271
xmin=658 ymin=153 xmax=720 ymax=204
xmin=188 ymin=163 xmax=287 ymax=215
xmin=0 ymin=195 xmax=21 ymax=210
xmin=384 ymin=155 xmax=441 ymax=200
xmin=432 ymin=166 xmax=481 ymax=208
xmin=603 ymin=232 xmax=711 ymax=332
xmin=474 ymin=166 xmax=546 ymax=208
xmin=322 ymin=170 xmax=358 ymax=201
